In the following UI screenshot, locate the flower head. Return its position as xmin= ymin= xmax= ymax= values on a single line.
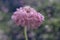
xmin=11 ymin=6 xmax=44 ymax=29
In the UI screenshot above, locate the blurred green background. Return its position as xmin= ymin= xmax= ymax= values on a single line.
xmin=0 ymin=0 xmax=60 ymax=40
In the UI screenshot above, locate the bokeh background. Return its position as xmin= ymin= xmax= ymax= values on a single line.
xmin=0 ymin=0 xmax=60 ymax=40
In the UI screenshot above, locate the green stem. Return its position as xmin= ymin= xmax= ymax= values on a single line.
xmin=24 ymin=26 xmax=28 ymax=40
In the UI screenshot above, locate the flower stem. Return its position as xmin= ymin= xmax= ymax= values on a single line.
xmin=24 ymin=26 xmax=28 ymax=40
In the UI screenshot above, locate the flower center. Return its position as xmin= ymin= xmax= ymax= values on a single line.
xmin=26 ymin=10 xmax=30 ymax=13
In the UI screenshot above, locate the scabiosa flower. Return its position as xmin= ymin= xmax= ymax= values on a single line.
xmin=11 ymin=6 xmax=44 ymax=29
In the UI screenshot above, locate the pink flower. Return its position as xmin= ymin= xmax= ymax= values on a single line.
xmin=11 ymin=6 xmax=44 ymax=29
